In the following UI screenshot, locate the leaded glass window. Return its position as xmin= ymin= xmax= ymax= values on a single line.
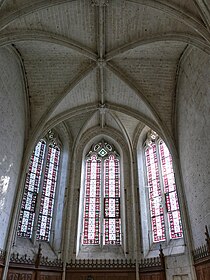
xmin=17 ymin=130 xmax=61 ymax=241
xmin=17 ymin=140 xmax=46 ymax=238
xmin=82 ymin=140 xmax=121 ymax=245
xmin=144 ymin=131 xmax=183 ymax=243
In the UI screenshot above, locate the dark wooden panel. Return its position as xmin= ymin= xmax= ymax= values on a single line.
xmin=38 ymin=270 xmax=62 ymax=280
xmin=7 ymin=269 xmax=34 ymax=280
xmin=140 ymin=271 xmax=165 ymax=280
xmin=0 ymin=267 xmax=3 ymax=280
xmin=66 ymin=271 xmax=136 ymax=280
xmin=7 ymin=268 xmax=62 ymax=280
xmin=66 ymin=270 xmax=165 ymax=280
xmin=195 ymin=261 xmax=210 ymax=280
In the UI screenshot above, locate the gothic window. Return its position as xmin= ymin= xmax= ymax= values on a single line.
xmin=144 ymin=131 xmax=183 ymax=243
xmin=82 ymin=140 xmax=121 ymax=245
xmin=17 ymin=130 xmax=61 ymax=241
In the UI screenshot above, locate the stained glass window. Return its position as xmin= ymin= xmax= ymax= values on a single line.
xmin=83 ymin=154 xmax=101 ymax=244
xmin=36 ymin=144 xmax=60 ymax=241
xmin=145 ymin=143 xmax=166 ymax=242
xmin=82 ymin=141 xmax=121 ymax=245
xmin=17 ymin=131 xmax=61 ymax=241
xmin=104 ymin=154 xmax=121 ymax=245
xmin=159 ymin=140 xmax=183 ymax=239
xmin=144 ymin=131 xmax=183 ymax=243
xmin=17 ymin=140 xmax=46 ymax=238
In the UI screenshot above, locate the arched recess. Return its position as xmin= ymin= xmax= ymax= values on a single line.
xmin=11 ymin=122 xmax=72 ymax=259
xmin=63 ymin=126 xmax=141 ymax=260
xmin=135 ymin=125 xmax=190 ymax=258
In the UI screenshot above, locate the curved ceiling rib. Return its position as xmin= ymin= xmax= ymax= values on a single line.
xmin=106 ymin=62 xmax=163 ymax=127
xmin=0 ymin=0 xmax=208 ymax=41
xmin=9 ymin=45 xmax=31 ymax=141
xmin=0 ymin=31 xmax=98 ymax=61
xmin=106 ymin=33 xmax=210 ymax=60
xmin=108 ymin=103 xmax=173 ymax=148
xmin=133 ymin=122 xmax=146 ymax=149
xmin=44 ymin=101 xmax=160 ymax=136
xmin=96 ymin=5 xmax=106 ymax=107
xmin=173 ymin=45 xmax=193 ymax=142
xmin=1 ymin=0 xmax=207 ymax=158
xmin=192 ymin=0 xmax=210 ymax=29
xmin=73 ymin=111 xmax=100 ymax=151
xmin=0 ymin=0 xmax=6 ymax=8
xmin=108 ymin=103 xmax=162 ymax=135
xmin=128 ymin=0 xmax=210 ymax=41
xmin=109 ymin=111 xmax=134 ymax=159
xmin=43 ymin=100 xmax=172 ymax=154
xmin=35 ymin=63 xmax=97 ymax=133
xmin=44 ymin=103 xmax=98 ymax=132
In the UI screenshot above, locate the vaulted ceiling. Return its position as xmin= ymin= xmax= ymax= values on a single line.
xmin=0 ymin=0 xmax=209 ymax=147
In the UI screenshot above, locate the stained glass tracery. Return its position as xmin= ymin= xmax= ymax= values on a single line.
xmin=144 ymin=132 xmax=183 ymax=243
xmin=17 ymin=132 xmax=61 ymax=241
xmin=82 ymin=141 xmax=121 ymax=246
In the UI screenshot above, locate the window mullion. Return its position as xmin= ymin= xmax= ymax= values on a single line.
xmin=156 ymin=140 xmax=170 ymax=243
xmin=81 ymin=141 xmax=121 ymax=247
xmin=101 ymin=158 xmax=104 ymax=247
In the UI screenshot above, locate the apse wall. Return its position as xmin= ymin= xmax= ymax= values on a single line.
xmin=177 ymin=47 xmax=210 ymax=248
xmin=0 ymin=47 xmax=26 ymax=249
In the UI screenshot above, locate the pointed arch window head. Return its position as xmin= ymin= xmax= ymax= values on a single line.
xmin=82 ymin=140 xmax=121 ymax=246
xmin=17 ymin=130 xmax=61 ymax=241
xmin=144 ymin=130 xmax=183 ymax=243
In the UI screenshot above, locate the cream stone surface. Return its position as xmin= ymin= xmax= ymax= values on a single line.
xmin=177 ymin=47 xmax=210 ymax=248
xmin=0 ymin=1 xmax=209 ymax=279
xmin=0 ymin=47 xmax=25 ymax=248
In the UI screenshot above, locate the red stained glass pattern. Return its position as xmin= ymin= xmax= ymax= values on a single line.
xmin=36 ymin=144 xmax=60 ymax=241
xmin=82 ymin=154 xmax=101 ymax=244
xmin=145 ymin=144 xmax=166 ymax=242
xmin=104 ymin=219 xmax=121 ymax=245
xmin=82 ymin=142 xmax=121 ymax=246
xmin=159 ymin=141 xmax=183 ymax=239
xmin=17 ymin=140 xmax=46 ymax=238
xmin=104 ymin=155 xmax=121 ymax=245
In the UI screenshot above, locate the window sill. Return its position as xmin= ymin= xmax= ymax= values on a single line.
xmin=77 ymin=244 xmax=125 ymax=259
xmin=146 ymin=238 xmax=185 ymax=258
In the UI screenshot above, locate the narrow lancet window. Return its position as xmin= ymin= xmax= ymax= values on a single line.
xmin=17 ymin=130 xmax=61 ymax=241
xmin=104 ymin=154 xmax=121 ymax=245
xmin=144 ymin=131 xmax=183 ymax=243
xmin=83 ymin=154 xmax=101 ymax=244
xmin=17 ymin=140 xmax=46 ymax=238
xmin=36 ymin=143 xmax=60 ymax=241
xmin=82 ymin=140 xmax=121 ymax=246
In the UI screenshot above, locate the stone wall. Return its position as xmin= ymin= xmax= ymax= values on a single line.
xmin=0 ymin=47 xmax=25 ymax=249
xmin=177 ymin=47 xmax=210 ymax=248
xmin=166 ymin=254 xmax=193 ymax=280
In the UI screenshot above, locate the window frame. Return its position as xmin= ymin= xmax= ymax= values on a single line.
xmin=143 ymin=131 xmax=183 ymax=248
xmin=81 ymin=140 xmax=122 ymax=247
xmin=17 ymin=130 xmax=62 ymax=243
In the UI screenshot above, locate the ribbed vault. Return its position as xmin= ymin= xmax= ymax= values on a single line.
xmin=0 ymin=0 xmax=209 ymax=149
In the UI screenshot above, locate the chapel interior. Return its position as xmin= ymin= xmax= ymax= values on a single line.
xmin=0 ymin=0 xmax=210 ymax=280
